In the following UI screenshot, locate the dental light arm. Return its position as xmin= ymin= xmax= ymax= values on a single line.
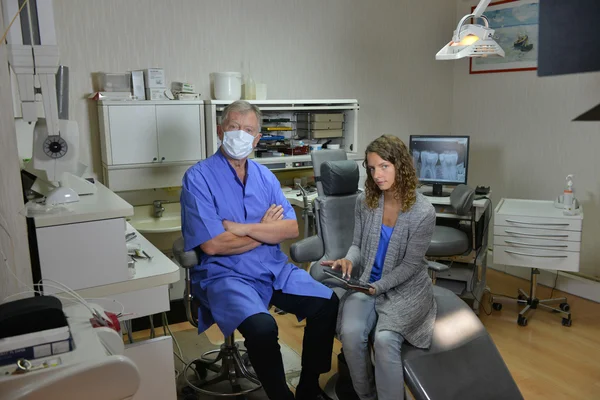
xmin=2 ymin=0 xmax=95 ymax=202
xmin=3 ymin=0 xmax=60 ymax=137
xmin=473 ymin=0 xmax=492 ymax=19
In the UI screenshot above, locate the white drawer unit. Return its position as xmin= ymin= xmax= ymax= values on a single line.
xmin=491 ymin=198 xmax=583 ymax=327
xmin=494 ymin=198 xmax=584 ymax=272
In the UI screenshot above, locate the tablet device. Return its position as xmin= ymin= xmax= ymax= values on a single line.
xmin=322 ymin=268 xmax=371 ymax=291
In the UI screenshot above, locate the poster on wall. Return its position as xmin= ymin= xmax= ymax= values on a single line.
xmin=469 ymin=0 xmax=539 ymax=74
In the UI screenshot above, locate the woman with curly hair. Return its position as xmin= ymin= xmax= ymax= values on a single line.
xmin=321 ymin=135 xmax=437 ymax=400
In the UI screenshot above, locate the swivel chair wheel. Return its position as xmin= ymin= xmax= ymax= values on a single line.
xmin=517 ymin=294 xmax=526 ymax=301
xmin=517 ymin=315 xmax=528 ymax=327
xmin=562 ymin=317 xmax=572 ymax=327
xmin=492 ymin=302 xmax=502 ymax=311
xmin=559 ymin=302 xmax=570 ymax=312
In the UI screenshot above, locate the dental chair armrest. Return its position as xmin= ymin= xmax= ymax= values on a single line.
xmin=290 ymin=235 xmax=324 ymax=263
xmin=172 ymin=237 xmax=201 ymax=269
xmin=427 ymin=260 xmax=449 ymax=272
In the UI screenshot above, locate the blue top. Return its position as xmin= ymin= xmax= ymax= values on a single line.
xmin=180 ymin=149 xmax=333 ymax=336
xmin=369 ymin=224 xmax=394 ymax=283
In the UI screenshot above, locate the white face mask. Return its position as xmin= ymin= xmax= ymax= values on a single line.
xmin=221 ymin=130 xmax=255 ymax=160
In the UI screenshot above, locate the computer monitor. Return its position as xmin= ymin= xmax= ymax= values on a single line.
xmin=409 ymin=135 xmax=470 ymax=197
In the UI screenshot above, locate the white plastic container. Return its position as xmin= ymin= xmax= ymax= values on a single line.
xmin=211 ymin=72 xmax=242 ymax=100
xmin=255 ymin=83 xmax=267 ymax=100
xmin=100 ymin=73 xmax=131 ymax=92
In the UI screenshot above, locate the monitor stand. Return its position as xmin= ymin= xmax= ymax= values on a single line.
xmin=423 ymin=183 xmax=451 ymax=197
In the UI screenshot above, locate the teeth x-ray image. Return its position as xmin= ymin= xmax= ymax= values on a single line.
xmin=410 ymin=136 xmax=469 ymax=184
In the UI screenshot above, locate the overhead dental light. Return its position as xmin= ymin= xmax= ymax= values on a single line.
xmin=436 ymin=0 xmax=505 ymax=60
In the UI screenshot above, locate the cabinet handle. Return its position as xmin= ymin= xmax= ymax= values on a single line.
xmin=504 ymin=249 xmax=568 ymax=258
xmin=505 ymin=219 xmax=569 ymax=227
xmin=152 ymin=157 xmax=157 ymax=162
xmin=161 ymin=157 xmax=165 ymax=161
xmin=504 ymin=240 xmax=568 ymax=248
xmin=504 ymin=230 xmax=568 ymax=238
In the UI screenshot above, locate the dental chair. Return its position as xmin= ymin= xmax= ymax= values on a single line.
xmin=172 ymin=239 xmax=262 ymax=399
xmin=291 ymin=158 xmax=523 ymax=400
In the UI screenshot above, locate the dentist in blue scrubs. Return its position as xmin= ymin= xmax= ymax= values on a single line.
xmin=181 ymin=100 xmax=338 ymax=400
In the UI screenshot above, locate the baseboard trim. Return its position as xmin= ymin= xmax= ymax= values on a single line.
xmin=488 ymin=250 xmax=600 ymax=303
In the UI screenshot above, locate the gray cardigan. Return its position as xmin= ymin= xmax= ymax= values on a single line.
xmin=338 ymin=191 xmax=437 ymax=349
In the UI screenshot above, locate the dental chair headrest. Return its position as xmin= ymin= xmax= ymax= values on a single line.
xmin=320 ymin=160 xmax=359 ymax=196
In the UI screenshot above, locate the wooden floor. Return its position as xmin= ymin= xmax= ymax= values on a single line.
xmin=132 ymin=269 xmax=600 ymax=399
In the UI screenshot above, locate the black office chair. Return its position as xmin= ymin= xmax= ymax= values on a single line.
xmin=291 ymin=159 xmax=523 ymax=400
xmin=172 ymin=238 xmax=262 ymax=399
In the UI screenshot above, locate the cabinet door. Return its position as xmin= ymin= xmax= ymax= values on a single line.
xmin=156 ymin=105 xmax=202 ymax=162
xmin=108 ymin=106 xmax=158 ymax=164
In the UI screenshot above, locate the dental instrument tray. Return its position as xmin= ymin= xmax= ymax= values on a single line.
xmin=322 ymin=268 xmax=371 ymax=290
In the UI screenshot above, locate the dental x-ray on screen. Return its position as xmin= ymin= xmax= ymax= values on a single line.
xmin=409 ymin=135 xmax=470 ymax=196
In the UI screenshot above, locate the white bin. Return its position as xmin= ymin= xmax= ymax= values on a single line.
xmin=211 ymin=72 xmax=242 ymax=100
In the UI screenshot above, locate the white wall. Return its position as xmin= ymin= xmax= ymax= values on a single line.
xmin=0 ymin=7 xmax=33 ymax=301
xmin=452 ymin=0 xmax=600 ymax=278
xmin=52 ymin=0 xmax=456 ymax=176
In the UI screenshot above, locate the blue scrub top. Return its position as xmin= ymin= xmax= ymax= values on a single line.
xmin=369 ymin=224 xmax=394 ymax=283
xmin=180 ymin=149 xmax=332 ymax=336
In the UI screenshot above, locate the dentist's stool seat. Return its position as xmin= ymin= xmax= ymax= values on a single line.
xmin=172 ymin=238 xmax=262 ymax=398
xmin=291 ymin=160 xmax=523 ymax=400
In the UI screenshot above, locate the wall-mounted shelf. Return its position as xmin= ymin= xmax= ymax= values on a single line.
xmin=204 ymin=99 xmax=360 ymax=165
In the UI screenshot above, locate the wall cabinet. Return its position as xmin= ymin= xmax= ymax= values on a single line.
xmin=98 ymin=101 xmax=205 ymax=191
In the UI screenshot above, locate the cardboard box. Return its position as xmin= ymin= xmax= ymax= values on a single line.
xmin=144 ymin=68 xmax=165 ymax=88
xmin=145 ymin=88 xmax=167 ymax=100
xmin=131 ymin=70 xmax=145 ymax=100
xmin=172 ymin=81 xmax=194 ymax=93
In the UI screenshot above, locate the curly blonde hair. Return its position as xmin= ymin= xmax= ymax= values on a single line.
xmin=363 ymin=135 xmax=417 ymax=212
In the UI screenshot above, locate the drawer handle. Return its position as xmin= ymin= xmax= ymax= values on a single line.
xmin=505 ymin=219 xmax=569 ymax=227
xmin=504 ymin=240 xmax=568 ymax=248
xmin=504 ymin=249 xmax=568 ymax=258
xmin=504 ymin=230 xmax=569 ymax=238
